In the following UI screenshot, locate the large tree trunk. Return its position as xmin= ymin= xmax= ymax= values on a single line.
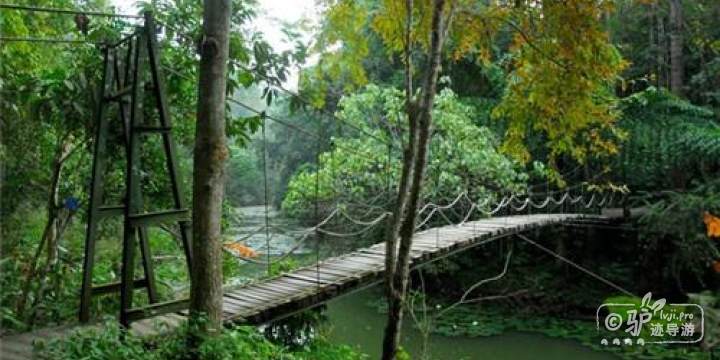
xmin=190 ymin=0 xmax=232 ymax=336
xmin=668 ymin=0 xmax=683 ymax=95
xmin=382 ymin=1 xmax=450 ymax=358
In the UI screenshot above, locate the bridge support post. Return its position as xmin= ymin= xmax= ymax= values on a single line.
xmin=79 ymin=12 xmax=192 ymax=326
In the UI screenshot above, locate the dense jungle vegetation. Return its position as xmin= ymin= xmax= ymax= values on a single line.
xmin=1 ymin=0 xmax=719 ymax=359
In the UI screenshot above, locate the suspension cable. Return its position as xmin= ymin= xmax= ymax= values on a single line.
xmin=160 ymin=64 xmax=382 ymax=164
xmin=232 ymin=60 xmax=393 ymax=148
xmin=516 ymin=233 xmax=635 ymax=297
xmin=158 ymin=21 xmax=395 ymax=149
xmin=0 ymin=3 xmax=142 ymax=18
xmin=0 ymin=36 xmax=104 ymax=45
xmin=261 ymin=113 xmax=271 ymax=275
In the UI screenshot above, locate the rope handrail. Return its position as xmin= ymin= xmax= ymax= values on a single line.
xmin=416 ymin=189 xmax=620 ymax=230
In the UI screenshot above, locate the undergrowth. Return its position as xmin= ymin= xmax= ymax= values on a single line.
xmin=33 ymin=319 xmax=366 ymax=360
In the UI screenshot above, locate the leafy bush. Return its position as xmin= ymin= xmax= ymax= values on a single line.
xmin=282 ymin=85 xmax=528 ymax=218
xmin=34 ymin=320 xmax=149 ymax=360
xmin=34 ymin=319 xmax=366 ymax=360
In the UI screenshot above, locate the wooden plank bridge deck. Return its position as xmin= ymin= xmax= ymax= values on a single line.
xmin=1 ymin=211 xmax=630 ymax=359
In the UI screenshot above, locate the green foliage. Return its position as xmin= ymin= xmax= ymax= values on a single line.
xmin=264 ymin=308 xmax=327 ymax=350
xmin=688 ymin=291 xmax=720 ymax=350
xmin=609 ymin=0 xmax=720 ymax=108
xmin=615 ymin=87 xmax=718 ymax=191
xmin=226 ymin=145 xmax=265 ymax=206
xmin=282 ymin=85 xmax=527 ymax=218
xmin=636 ymin=180 xmax=720 ymax=288
xmin=395 ymin=347 xmax=411 ymax=360
xmin=312 ymin=1 xmax=626 ymax=172
xmin=495 ymin=1 xmax=626 ymax=166
xmin=34 ymin=320 xmax=365 ymax=360
xmin=0 ymin=0 xmax=303 ymax=333
xmin=34 ymin=320 xmax=149 ymax=360
xmin=269 ymin=258 xmax=300 ymax=277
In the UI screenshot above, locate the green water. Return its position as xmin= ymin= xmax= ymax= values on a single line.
xmin=324 ymin=288 xmax=618 ymax=360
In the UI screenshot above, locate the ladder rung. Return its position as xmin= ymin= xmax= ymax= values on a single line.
xmin=98 ymin=205 xmax=125 ymax=218
xmin=125 ymin=298 xmax=189 ymax=322
xmin=108 ymin=32 xmax=136 ymax=48
xmin=105 ymin=86 xmax=133 ymax=101
xmin=92 ymin=279 xmax=148 ymax=295
xmin=134 ymin=126 xmax=171 ymax=133
xmin=128 ymin=209 xmax=189 ymax=227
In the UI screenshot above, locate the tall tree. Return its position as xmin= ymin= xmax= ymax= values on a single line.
xmin=668 ymin=0 xmax=684 ymax=95
xmin=382 ymin=1 xmax=450 ymax=358
xmin=190 ymin=0 xmax=232 ymax=335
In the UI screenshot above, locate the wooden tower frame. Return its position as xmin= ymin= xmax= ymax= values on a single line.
xmin=79 ymin=12 xmax=192 ymax=327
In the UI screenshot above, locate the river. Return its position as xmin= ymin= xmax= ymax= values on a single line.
xmin=324 ymin=287 xmax=617 ymax=360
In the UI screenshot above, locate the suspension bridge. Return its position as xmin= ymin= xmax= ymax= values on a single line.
xmin=0 ymin=5 xmax=643 ymax=359
xmin=0 ymin=190 xmax=641 ymax=360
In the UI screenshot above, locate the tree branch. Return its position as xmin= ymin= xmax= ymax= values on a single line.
xmin=436 ymin=247 xmax=513 ymax=319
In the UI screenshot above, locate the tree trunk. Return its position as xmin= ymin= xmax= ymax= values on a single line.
xmin=382 ymin=0 xmax=417 ymax=356
xmin=28 ymin=208 xmax=74 ymax=326
xmin=16 ymin=139 xmax=72 ymax=320
xmin=382 ymin=1 xmax=450 ymax=358
xmin=656 ymin=3 xmax=666 ymax=88
xmin=668 ymin=0 xmax=683 ymax=95
xmin=190 ymin=0 xmax=232 ymax=336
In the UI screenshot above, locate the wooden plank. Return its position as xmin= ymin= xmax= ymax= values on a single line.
xmin=228 ymin=291 xmax=289 ymax=310
xmin=321 ymin=261 xmax=367 ymax=273
xmin=223 ymin=294 xmax=256 ymax=309
xmin=292 ymin=270 xmax=343 ymax=284
xmin=229 ymin=287 xmax=277 ymax=302
xmin=125 ymin=298 xmax=189 ymax=322
xmin=242 ymin=285 xmax=287 ymax=299
xmin=293 ymin=267 xmax=342 ymax=278
xmin=359 ymin=248 xmax=386 ymax=256
xmin=92 ymin=278 xmax=149 ymax=295
xmin=319 ymin=265 xmax=365 ymax=279
xmin=351 ymin=250 xmax=386 ymax=259
xmin=263 ymin=279 xmax=312 ymax=293
xmin=349 ymin=253 xmax=387 ymax=263
xmin=225 ymin=291 xmax=272 ymax=304
xmin=411 ymin=241 xmax=442 ymax=249
xmin=337 ymin=256 xmax=384 ymax=267
xmin=223 ymin=298 xmax=255 ymax=313
xmin=314 ymin=266 xmax=357 ymax=278
xmin=252 ymin=282 xmax=299 ymax=296
xmin=276 ymin=276 xmax=321 ymax=288
xmin=128 ymin=209 xmax=189 ymax=227
xmin=284 ymin=273 xmax=334 ymax=285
